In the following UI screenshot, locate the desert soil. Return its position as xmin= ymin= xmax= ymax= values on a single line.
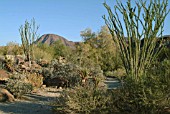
xmin=0 ymin=87 xmax=62 ymax=114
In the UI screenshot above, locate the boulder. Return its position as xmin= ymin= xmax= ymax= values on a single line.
xmin=15 ymin=56 xmax=25 ymax=65
xmin=0 ymin=88 xmax=15 ymax=102
xmin=0 ymin=69 xmax=10 ymax=81
xmin=31 ymin=61 xmax=41 ymax=69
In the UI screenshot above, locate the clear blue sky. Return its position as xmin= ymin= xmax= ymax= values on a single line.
xmin=0 ymin=0 xmax=170 ymax=46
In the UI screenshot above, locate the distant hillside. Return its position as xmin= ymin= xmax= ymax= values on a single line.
xmin=140 ymin=35 xmax=170 ymax=48
xmin=35 ymin=34 xmax=76 ymax=48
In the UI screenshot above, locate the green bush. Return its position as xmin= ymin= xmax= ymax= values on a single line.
xmin=54 ymin=85 xmax=112 ymax=114
xmin=157 ymin=47 xmax=170 ymax=61
xmin=0 ymin=58 xmax=4 ymax=69
xmin=6 ymin=79 xmax=33 ymax=98
xmin=42 ymin=59 xmax=81 ymax=87
xmin=34 ymin=47 xmax=53 ymax=61
xmin=6 ymin=73 xmax=33 ymax=98
xmin=109 ymin=60 xmax=170 ymax=113
xmin=105 ymin=68 xmax=126 ymax=78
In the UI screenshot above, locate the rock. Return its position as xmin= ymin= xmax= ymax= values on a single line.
xmin=41 ymin=85 xmax=46 ymax=88
xmin=0 ymin=88 xmax=15 ymax=102
xmin=15 ymin=55 xmax=25 ymax=65
xmin=58 ymin=87 xmax=62 ymax=89
xmin=31 ymin=61 xmax=41 ymax=69
xmin=20 ymin=64 xmax=30 ymax=71
xmin=38 ymin=59 xmax=49 ymax=67
xmin=0 ymin=69 xmax=10 ymax=81
xmin=163 ymin=107 xmax=170 ymax=114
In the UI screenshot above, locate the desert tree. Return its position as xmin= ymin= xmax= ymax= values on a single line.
xmin=103 ymin=0 xmax=169 ymax=82
xmin=19 ymin=18 xmax=39 ymax=66
xmin=80 ymin=28 xmax=96 ymax=42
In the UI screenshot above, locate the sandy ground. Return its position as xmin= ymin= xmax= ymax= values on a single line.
xmin=0 ymin=87 xmax=62 ymax=114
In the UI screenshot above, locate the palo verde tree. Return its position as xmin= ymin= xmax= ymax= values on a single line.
xmin=103 ymin=0 xmax=169 ymax=82
xmin=19 ymin=18 xmax=39 ymax=66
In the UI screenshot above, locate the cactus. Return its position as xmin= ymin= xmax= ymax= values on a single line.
xmin=103 ymin=0 xmax=169 ymax=82
xmin=19 ymin=18 xmax=39 ymax=67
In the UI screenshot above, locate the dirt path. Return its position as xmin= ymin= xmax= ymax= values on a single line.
xmin=0 ymin=88 xmax=62 ymax=114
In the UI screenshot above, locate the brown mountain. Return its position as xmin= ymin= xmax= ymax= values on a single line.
xmin=35 ymin=34 xmax=76 ymax=48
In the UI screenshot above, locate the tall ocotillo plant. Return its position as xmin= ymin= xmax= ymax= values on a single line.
xmin=19 ymin=19 xmax=39 ymax=66
xmin=103 ymin=0 xmax=169 ymax=82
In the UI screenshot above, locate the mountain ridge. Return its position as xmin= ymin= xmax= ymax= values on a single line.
xmin=35 ymin=34 xmax=77 ymax=48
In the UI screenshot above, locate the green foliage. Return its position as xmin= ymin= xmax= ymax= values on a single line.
xmin=6 ymin=42 xmax=23 ymax=55
xmin=80 ymin=28 xmax=96 ymax=42
xmin=102 ymin=0 xmax=170 ymax=113
xmin=37 ymin=43 xmax=55 ymax=58
xmin=0 ymin=56 xmax=5 ymax=69
xmin=158 ymin=47 xmax=170 ymax=61
xmin=52 ymin=40 xmax=71 ymax=58
xmin=36 ymin=40 xmax=71 ymax=60
xmin=103 ymin=0 xmax=169 ymax=81
xmin=33 ymin=46 xmax=53 ymax=61
xmin=42 ymin=59 xmax=81 ymax=87
xmin=6 ymin=74 xmax=33 ymax=98
xmin=105 ymin=68 xmax=126 ymax=78
xmin=0 ymin=46 xmax=8 ymax=56
xmin=54 ymin=85 xmax=112 ymax=114
xmin=52 ymin=61 xmax=80 ymax=87
xmin=0 ymin=43 xmax=23 ymax=56
xmin=76 ymin=26 xmax=120 ymax=75
xmin=6 ymin=80 xmax=33 ymax=98
xmin=19 ymin=18 xmax=39 ymax=64
xmin=75 ymin=43 xmax=98 ymax=68
xmin=6 ymin=73 xmax=43 ymax=98
xmin=107 ymin=59 xmax=170 ymax=113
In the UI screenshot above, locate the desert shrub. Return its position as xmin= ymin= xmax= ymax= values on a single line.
xmin=105 ymin=68 xmax=126 ymax=79
xmin=105 ymin=71 xmax=114 ymax=77
xmin=42 ymin=59 xmax=81 ymax=87
xmin=54 ymin=85 xmax=113 ymax=114
xmin=0 ymin=58 xmax=4 ymax=69
xmin=25 ymin=73 xmax=43 ymax=88
xmin=55 ymin=62 xmax=81 ymax=87
xmin=6 ymin=79 xmax=33 ymax=98
xmin=5 ymin=73 xmax=44 ymax=98
xmin=109 ymin=60 xmax=170 ymax=113
xmin=52 ymin=62 xmax=109 ymax=113
xmin=112 ymin=68 xmax=126 ymax=78
xmin=42 ymin=68 xmax=53 ymax=79
xmin=102 ymin=0 xmax=170 ymax=113
xmin=111 ymin=80 xmax=170 ymax=113
xmin=34 ymin=47 xmax=53 ymax=61
xmin=89 ymin=66 xmax=105 ymax=87
xmin=157 ymin=47 xmax=170 ymax=61
xmin=52 ymin=40 xmax=71 ymax=58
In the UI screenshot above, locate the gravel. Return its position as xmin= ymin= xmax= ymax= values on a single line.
xmin=0 ymin=87 xmax=62 ymax=114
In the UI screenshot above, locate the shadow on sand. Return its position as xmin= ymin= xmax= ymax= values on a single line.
xmin=0 ymin=93 xmax=57 ymax=114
